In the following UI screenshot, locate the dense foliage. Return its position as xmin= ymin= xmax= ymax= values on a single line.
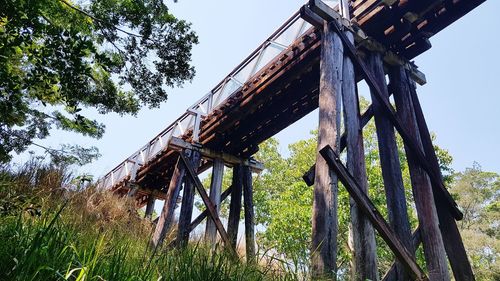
xmin=0 ymin=0 xmax=198 ymax=163
xmin=450 ymin=163 xmax=500 ymax=280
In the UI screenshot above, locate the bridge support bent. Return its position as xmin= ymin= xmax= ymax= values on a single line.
xmin=306 ymin=2 xmax=473 ymax=280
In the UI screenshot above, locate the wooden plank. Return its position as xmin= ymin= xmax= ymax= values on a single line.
xmin=198 ymin=30 xmax=320 ymax=142
xmin=151 ymin=153 xmax=187 ymax=247
xmin=400 ymin=38 xmax=432 ymax=60
xmin=409 ymin=82 xmax=475 ymax=281
xmin=222 ymin=59 xmax=320 ymax=156
xmin=413 ymin=0 xmax=486 ymax=38
xmin=144 ymin=195 xmax=155 ymax=220
xmin=390 ymin=65 xmax=450 ymax=280
xmin=342 ymin=30 xmax=379 ymax=281
xmin=302 ymin=4 xmax=428 ymax=86
xmin=177 ymin=150 xmax=202 ymax=247
xmin=205 ymin=158 xmax=224 ymax=244
xmin=179 ymin=153 xmax=235 ymax=252
xmin=207 ymin=45 xmax=322 ymax=152
xmin=311 ymin=20 xmax=343 ymax=279
xmin=227 ymin=165 xmax=243 ymax=249
xmin=319 ymin=145 xmax=427 ymax=281
xmin=242 ymin=165 xmax=256 ymax=263
xmin=366 ymin=52 xmax=414 ymax=280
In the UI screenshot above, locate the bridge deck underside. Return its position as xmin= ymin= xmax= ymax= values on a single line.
xmin=109 ymin=0 xmax=486 ymax=204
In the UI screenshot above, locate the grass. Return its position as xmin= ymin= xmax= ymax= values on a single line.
xmin=0 ymin=159 xmax=299 ymax=281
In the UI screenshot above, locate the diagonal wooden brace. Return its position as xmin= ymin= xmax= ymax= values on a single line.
xmin=168 ymin=185 xmax=234 ymax=249
xmin=319 ymin=145 xmax=428 ymax=281
xmin=179 ymin=153 xmax=235 ymax=254
xmin=383 ymin=227 xmax=422 ymax=281
xmin=188 ymin=185 xmax=233 ymax=234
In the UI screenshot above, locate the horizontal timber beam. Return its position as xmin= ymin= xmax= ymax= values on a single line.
xmin=169 ymin=137 xmax=264 ymax=172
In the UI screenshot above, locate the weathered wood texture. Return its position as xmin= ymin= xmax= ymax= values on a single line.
xmin=151 ymin=152 xmax=188 ymax=247
xmin=242 ymin=165 xmax=256 ymax=263
xmin=319 ymin=146 xmax=427 ymax=281
xmin=177 ymin=150 xmax=202 ymax=247
xmin=325 ymin=16 xmax=463 ymax=220
xmin=144 ymin=196 xmax=155 ymax=220
xmin=167 ymin=185 xmax=234 ymax=249
xmin=365 ymin=52 xmax=414 ymax=280
xmin=383 ymin=227 xmax=422 ymax=281
xmin=190 ymin=185 xmax=233 ymax=234
xmin=390 ymin=65 xmax=450 ymax=281
xmin=228 ymin=165 xmax=243 ymax=249
xmin=303 ymin=105 xmax=374 ymax=186
xmin=178 ymin=153 xmax=235 ymax=253
xmin=311 ymin=20 xmax=343 ymax=279
xmin=205 ymin=158 xmax=224 ymax=244
xmin=342 ymin=30 xmax=378 ymax=281
xmin=409 ymin=80 xmax=475 ymax=281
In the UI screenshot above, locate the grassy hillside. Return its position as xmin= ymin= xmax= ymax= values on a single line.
xmin=0 ymin=160 xmax=297 ymax=281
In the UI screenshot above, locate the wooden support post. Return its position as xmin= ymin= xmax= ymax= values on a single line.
xmin=242 ymin=165 xmax=255 ymax=263
xmin=365 ymin=51 xmax=414 ymax=281
xmin=227 ymin=164 xmax=243 ymax=249
xmin=177 ymin=150 xmax=202 ymax=247
xmin=311 ymin=20 xmax=343 ymax=279
xmin=144 ymin=196 xmax=155 ymax=220
xmin=319 ymin=146 xmax=427 ymax=281
xmin=390 ymin=65 xmax=450 ymax=281
xmin=205 ymin=158 xmax=224 ymax=244
xmin=342 ymin=30 xmax=378 ymax=281
xmin=151 ymin=152 xmax=187 ymax=247
xmin=409 ymin=78 xmax=475 ymax=281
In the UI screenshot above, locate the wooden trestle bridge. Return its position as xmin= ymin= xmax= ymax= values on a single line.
xmin=99 ymin=0 xmax=486 ymax=280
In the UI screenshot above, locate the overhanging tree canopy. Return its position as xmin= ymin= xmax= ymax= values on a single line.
xmin=0 ymin=0 xmax=198 ymax=163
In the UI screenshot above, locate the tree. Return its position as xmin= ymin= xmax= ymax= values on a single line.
xmin=449 ymin=163 xmax=499 ymax=280
xmin=0 ymin=0 xmax=198 ymax=163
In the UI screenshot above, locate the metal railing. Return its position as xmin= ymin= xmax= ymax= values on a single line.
xmin=98 ymin=4 xmax=343 ymax=190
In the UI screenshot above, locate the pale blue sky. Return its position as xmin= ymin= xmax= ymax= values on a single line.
xmin=17 ymin=0 xmax=500 ymax=177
